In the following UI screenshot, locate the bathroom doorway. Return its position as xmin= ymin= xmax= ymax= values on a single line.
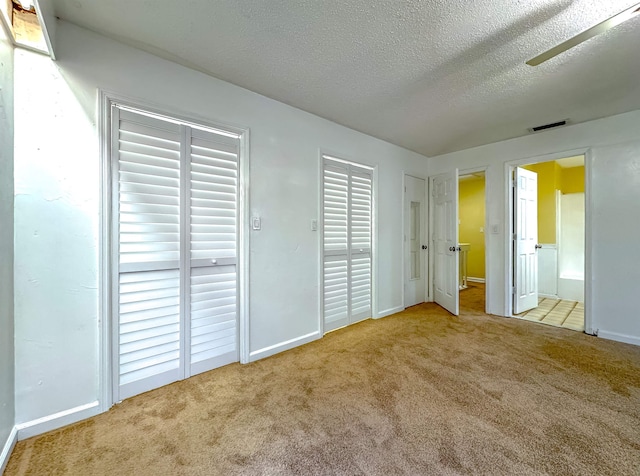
xmin=511 ymin=155 xmax=585 ymax=332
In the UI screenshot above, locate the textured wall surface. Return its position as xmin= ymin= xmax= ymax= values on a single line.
xmin=0 ymin=16 xmax=15 ymax=464
xmin=12 ymin=20 xmax=429 ymax=431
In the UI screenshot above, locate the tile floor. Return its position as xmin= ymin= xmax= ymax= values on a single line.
xmin=517 ymin=298 xmax=584 ymax=332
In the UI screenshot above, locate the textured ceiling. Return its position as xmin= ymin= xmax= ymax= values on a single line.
xmin=51 ymin=0 xmax=640 ymax=157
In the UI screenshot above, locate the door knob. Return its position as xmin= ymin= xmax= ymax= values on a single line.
xmin=456 ymin=246 xmax=461 ymax=252
xmin=534 ymin=244 xmax=542 ymax=249
xmin=422 ymin=245 xmax=427 ymax=250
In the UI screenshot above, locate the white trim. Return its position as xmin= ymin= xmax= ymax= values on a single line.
xmin=15 ymin=402 xmax=100 ymax=440
xmin=583 ymin=149 xmax=594 ymax=335
xmin=249 ymin=331 xmax=321 ymax=362
xmin=317 ymin=151 xmax=325 ymax=337
xmin=98 ymin=90 xmax=113 ymax=413
xmin=0 ymin=426 xmax=18 ymax=474
xmin=376 ymin=306 xmax=404 ymax=319
xmin=467 ymin=277 xmax=485 ymax=283
xmin=597 ymin=330 xmax=640 ymax=347
xmin=32 ymin=0 xmax=55 ymax=59
xmin=238 ymin=124 xmax=251 ymax=364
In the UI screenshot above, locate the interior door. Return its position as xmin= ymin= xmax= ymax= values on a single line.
xmin=432 ymin=170 xmax=459 ymax=315
xmin=404 ymin=175 xmax=426 ymax=307
xmin=513 ymin=167 xmax=539 ymax=314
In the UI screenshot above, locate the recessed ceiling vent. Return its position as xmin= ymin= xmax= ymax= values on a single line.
xmin=529 ymin=120 xmax=568 ymax=133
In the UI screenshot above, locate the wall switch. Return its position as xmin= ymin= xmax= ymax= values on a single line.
xmin=311 ymin=219 xmax=318 ymax=231
xmin=252 ymin=217 xmax=261 ymax=230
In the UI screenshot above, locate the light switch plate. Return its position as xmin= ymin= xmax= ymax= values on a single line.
xmin=252 ymin=217 xmax=261 ymax=230
xmin=311 ymin=219 xmax=318 ymax=231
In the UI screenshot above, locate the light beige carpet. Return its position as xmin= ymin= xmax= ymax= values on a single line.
xmin=7 ymin=285 xmax=640 ymax=475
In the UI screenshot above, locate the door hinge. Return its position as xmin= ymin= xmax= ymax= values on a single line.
xmin=513 ymin=233 xmax=517 ymax=240
xmin=404 ymin=186 xmax=407 ymax=193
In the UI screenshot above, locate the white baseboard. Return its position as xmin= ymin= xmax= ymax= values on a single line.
xmin=597 ymin=330 xmax=640 ymax=347
xmin=375 ymin=306 xmax=404 ymax=319
xmin=249 ymin=331 xmax=320 ymax=362
xmin=467 ymin=277 xmax=485 ymax=283
xmin=16 ymin=401 xmax=101 ymax=440
xmin=0 ymin=426 xmax=17 ymax=474
xmin=539 ymin=293 xmax=559 ymax=299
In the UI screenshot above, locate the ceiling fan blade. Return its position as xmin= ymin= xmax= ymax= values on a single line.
xmin=527 ymin=2 xmax=640 ymax=66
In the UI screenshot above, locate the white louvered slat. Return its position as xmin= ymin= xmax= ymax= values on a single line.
xmin=118 ymin=268 xmax=181 ymax=389
xmin=322 ymin=156 xmax=373 ymax=331
xmin=189 ymin=131 xmax=239 ymax=261
xmin=114 ymin=105 xmax=240 ymax=401
xmin=190 ymin=266 xmax=237 ymax=375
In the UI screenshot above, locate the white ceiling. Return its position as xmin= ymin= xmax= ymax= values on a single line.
xmin=51 ymin=1 xmax=640 ymax=157
xmin=556 ymin=155 xmax=585 ymax=168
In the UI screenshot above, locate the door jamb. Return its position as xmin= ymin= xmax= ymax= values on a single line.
xmin=98 ymin=90 xmax=251 ymax=411
xmin=504 ymin=148 xmax=592 ymax=334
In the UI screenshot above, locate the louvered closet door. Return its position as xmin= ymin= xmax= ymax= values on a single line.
xmin=114 ymin=108 xmax=183 ymax=400
xmin=113 ymin=107 xmax=240 ymax=401
xmin=322 ymin=157 xmax=372 ymax=332
xmin=188 ymin=128 xmax=239 ymax=376
xmin=349 ymin=166 xmax=372 ymax=322
xmin=323 ymin=161 xmax=350 ymax=332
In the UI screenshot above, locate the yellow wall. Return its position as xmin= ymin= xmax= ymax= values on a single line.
xmin=523 ymin=162 xmax=560 ymax=244
xmin=459 ymin=176 xmax=485 ymax=279
xmin=522 ymin=163 xmax=585 ymax=243
xmin=561 ymin=166 xmax=585 ymax=194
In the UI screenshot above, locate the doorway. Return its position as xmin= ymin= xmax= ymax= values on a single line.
xmin=458 ymin=171 xmax=486 ymax=314
xmin=510 ymin=155 xmax=586 ymax=332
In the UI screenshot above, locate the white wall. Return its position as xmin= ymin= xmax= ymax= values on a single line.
xmin=13 ymin=20 xmax=430 ymax=432
xmin=429 ymin=110 xmax=640 ymax=345
xmin=0 ymin=16 xmax=15 ymax=469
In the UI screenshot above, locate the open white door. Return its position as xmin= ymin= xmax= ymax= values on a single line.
xmin=404 ymin=175 xmax=426 ymax=307
xmin=513 ymin=167 xmax=539 ymax=314
xmin=432 ymin=170 xmax=459 ymax=315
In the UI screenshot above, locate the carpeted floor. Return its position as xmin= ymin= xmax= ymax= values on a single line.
xmin=7 ymin=285 xmax=640 ymax=475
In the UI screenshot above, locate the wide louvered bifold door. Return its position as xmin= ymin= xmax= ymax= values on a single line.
xmin=322 ymin=156 xmax=373 ymax=333
xmin=112 ymin=106 xmax=240 ymax=402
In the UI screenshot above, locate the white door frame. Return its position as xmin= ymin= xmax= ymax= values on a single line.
xmin=458 ymin=166 xmax=489 ymax=313
xmin=402 ymin=172 xmax=429 ymax=308
xmin=504 ymin=148 xmax=593 ymax=334
xmin=98 ymin=90 xmax=251 ymax=410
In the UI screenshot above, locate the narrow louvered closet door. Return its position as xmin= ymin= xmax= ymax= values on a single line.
xmin=322 ymin=156 xmax=373 ymax=332
xmin=113 ymin=106 xmax=240 ymax=401
xmin=322 ymin=160 xmax=350 ymax=332
xmin=349 ymin=167 xmax=372 ymax=321
xmin=114 ymin=108 xmax=183 ymax=400
xmin=188 ymin=128 xmax=239 ymax=375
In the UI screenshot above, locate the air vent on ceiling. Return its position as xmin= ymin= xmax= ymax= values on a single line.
xmin=529 ymin=120 xmax=568 ymax=133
